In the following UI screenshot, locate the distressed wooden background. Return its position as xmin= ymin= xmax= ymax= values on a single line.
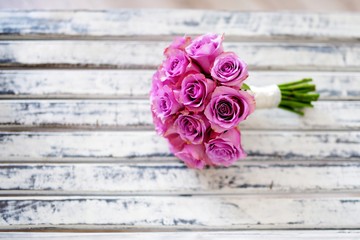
xmin=0 ymin=10 xmax=360 ymax=239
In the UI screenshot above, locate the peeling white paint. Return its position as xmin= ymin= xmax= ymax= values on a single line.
xmin=0 ymin=11 xmax=360 ymax=40
xmin=0 ymin=162 xmax=359 ymax=194
xmin=2 ymin=231 xmax=360 ymax=240
xmin=1 ymin=70 xmax=359 ymax=100
xmin=0 ymin=131 xmax=359 ymax=160
xmin=0 ymin=9 xmax=359 ymax=234
xmin=0 ymin=100 xmax=359 ymax=130
xmin=0 ymin=41 xmax=359 ymax=71
xmin=1 ymin=196 xmax=360 ymax=229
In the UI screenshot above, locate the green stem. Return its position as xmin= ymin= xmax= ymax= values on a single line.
xmin=280 ymin=100 xmax=313 ymax=108
xmin=279 ymin=83 xmax=316 ymax=91
xmin=277 ymin=78 xmax=312 ymax=87
xmin=281 ymin=96 xmax=312 ymax=103
xmin=279 ymin=105 xmax=304 ymax=116
xmin=281 ymin=91 xmax=320 ymax=100
xmin=281 ymin=93 xmax=319 ymax=102
xmin=277 ymin=78 xmax=319 ymax=116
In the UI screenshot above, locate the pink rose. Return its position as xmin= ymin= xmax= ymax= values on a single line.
xmin=166 ymin=133 xmax=186 ymax=154
xmin=160 ymin=49 xmax=199 ymax=85
xmin=204 ymin=86 xmax=255 ymax=132
xmin=151 ymin=108 xmax=167 ymax=136
xmin=152 ymin=85 xmax=182 ymax=120
xmin=175 ymin=144 xmax=207 ymax=169
xmin=150 ymin=71 xmax=163 ymax=101
xmin=150 ymin=77 xmax=177 ymax=135
xmin=164 ymin=36 xmax=192 ymax=53
xmin=185 ymin=33 xmax=224 ymax=73
xmin=174 ymin=112 xmax=208 ymax=144
xmin=205 ymin=128 xmax=246 ymax=166
xmin=211 ymin=52 xmax=248 ymax=88
xmin=179 ymin=73 xmax=216 ymax=112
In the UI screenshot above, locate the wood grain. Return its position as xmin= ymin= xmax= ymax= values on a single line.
xmin=0 ymin=41 xmax=359 ymax=71
xmin=0 ymin=131 xmax=359 ymax=161
xmin=0 ymin=10 xmax=359 ymax=41
xmin=2 ymin=231 xmax=360 ymax=240
xmin=0 ymin=162 xmax=359 ymax=194
xmin=0 ymin=100 xmax=359 ymax=130
xmin=1 ymin=70 xmax=359 ymax=100
xmin=1 ymin=195 xmax=360 ymax=230
xmin=0 ymin=10 xmax=359 ymax=233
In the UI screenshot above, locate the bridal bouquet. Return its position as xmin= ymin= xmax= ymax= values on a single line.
xmin=150 ymin=34 xmax=319 ymax=169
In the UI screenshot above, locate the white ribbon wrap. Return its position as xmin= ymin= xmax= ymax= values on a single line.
xmin=249 ymin=85 xmax=281 ymax=109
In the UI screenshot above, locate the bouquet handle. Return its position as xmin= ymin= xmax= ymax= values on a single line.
xmin=247 ymin=78 xmax=320 ymax=115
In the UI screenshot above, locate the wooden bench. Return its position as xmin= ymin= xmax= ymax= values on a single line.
xmin=0 ymin=10 xmax=360 ymax=239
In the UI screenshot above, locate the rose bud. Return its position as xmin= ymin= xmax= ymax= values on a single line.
xmin=179 ymin=73 xmax=216 ymax=112
xmin=166 ymin=132 xmax=186 ymax=154
xmin=150 ymin=71 xmax=163 ymax=101
xmin=205 ymin=128 xmax=246 ymax=167
xmin=204 ymin=86 xmax=255 ymax=132
xmin=185 ymin=33 xmax=224 ymax=73
xmin=164 ymin=36 xmax=192 ymax=53
xmin=151 ymin=107 xmax=167 ymax=136
xmin=211 ymin=52 xmax=248 ymax=88
xmin=174 ymin=144 xmax=207 ymax=169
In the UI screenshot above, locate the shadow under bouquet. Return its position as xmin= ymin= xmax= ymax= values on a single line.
xmin=150 ymin=34 xmax=319 ymax=169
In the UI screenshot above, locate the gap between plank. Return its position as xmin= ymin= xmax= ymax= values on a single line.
xmin=0 ymin=157 xmax=359 ymax=164
xmin=0 ymin=226 xmax=358 ymax=232
xmin=1 ymin=36 xmax=360 ymax=44
xmin=0 ymin=192 xmax=360 ymax=200
xmin=0 ymin=127 xmax=358 ymax=132
xmin=0 ymin=190 xmax=360 ymax=197
xmin=1 ymin=65 xmax=359 ymax=72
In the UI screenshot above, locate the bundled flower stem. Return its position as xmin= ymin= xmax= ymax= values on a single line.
xmin=277 ymin=78 xmax=320 ymax=115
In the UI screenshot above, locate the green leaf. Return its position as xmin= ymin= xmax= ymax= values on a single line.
xmin=241 ymin=83 xmax=251 ymax=90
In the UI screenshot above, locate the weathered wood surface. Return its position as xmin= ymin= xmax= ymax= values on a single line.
xmin=0 ymin=162 xmax=359 ymax=194
xmin=0 ymin=41 xmax=359 ymax=71
xmin=0 ymin=10 xmax=359 ymax=234
xmin=0 ymin=131 xmax=359 ymax=161
xmin=0 ymin=100 xmax=358 ymax=130
xmin=1 ymin=70 xmax=359 ymax=100
xmin=1 ymin=195 xmax=360 ymax=230
xmin=2 ymin=231 xmax=360 ymax=240
xmin=0 ymin=10 xmax=359 ymax=41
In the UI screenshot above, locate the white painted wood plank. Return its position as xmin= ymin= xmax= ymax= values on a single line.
xmin=0 ymin=41 xmax=359 ymax=71
xmin=0 ymin=131 xmax=358 ymax=161
xmin=1 ymin=231 xmax=360 ymax=240
xmin=0 ymin=10 xmax=359 ymax=41
xmin=0 ymin=70 xmax=359 ymax=100
xmin=0 ymin=100 xmax=151 ymax=129
xmin=0 ymin=70 xmax=152 ymax=98
xmin=1 ymin=162 xmax=359 ymax=194
xmin=245 ymin=101 xmax=360 ymax=130
xmin=1 ymin=195 xmax=360 ymax=229
xmin=0 ymin=100 xmax=359 ymax=130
